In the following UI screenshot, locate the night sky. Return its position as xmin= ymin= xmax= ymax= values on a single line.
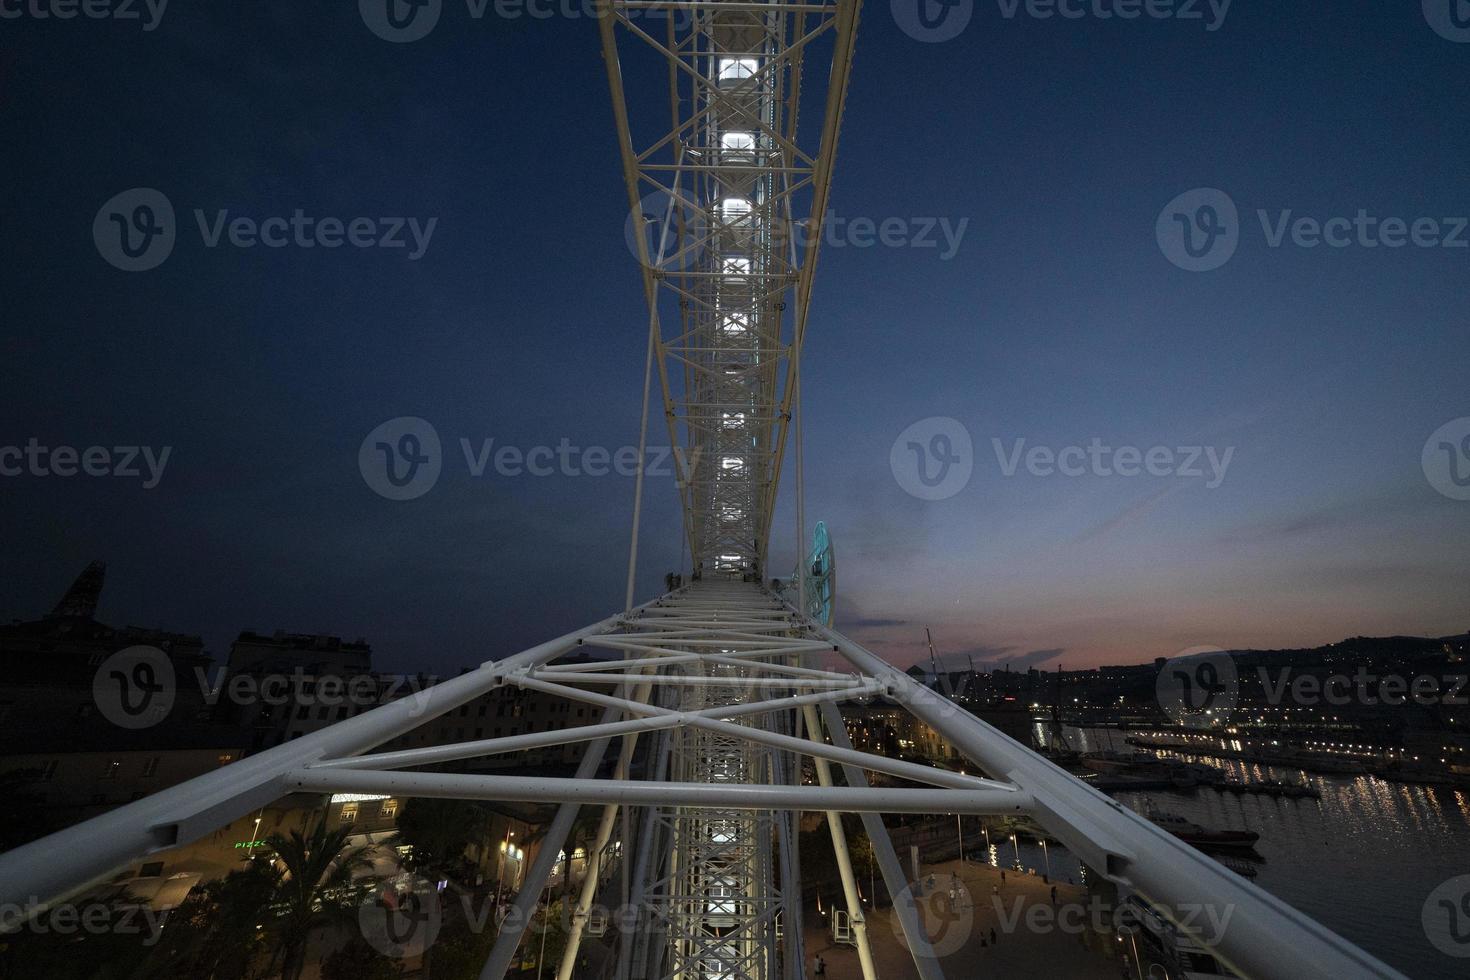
xmin=4 ymin=2 xmax=1467 ymax=676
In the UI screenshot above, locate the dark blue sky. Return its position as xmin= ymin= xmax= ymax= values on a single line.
xmin=4 ymin=1 xmax=1467 ymax=674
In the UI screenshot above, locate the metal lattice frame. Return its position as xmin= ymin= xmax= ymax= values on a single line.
xmin=597 ymin=0 xmax=859 ymax=578
xmin=0 ymin=581 xmax=1409 ymax=979
xmin=0 ymin=1 xmax=1414 ymax=977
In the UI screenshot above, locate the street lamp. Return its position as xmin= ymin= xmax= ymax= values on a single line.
xmin=244 ymin=812 xmax=264 ymax=862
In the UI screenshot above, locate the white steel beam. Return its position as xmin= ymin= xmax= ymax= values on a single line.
xmin=819 ymin=699 xmax=946 ymax=980
xmin=814 ymin=618 xmax=1409 ymax=980
xmin=284 ymin=768 xmax=1034 ymax=815
xmin=0 ymin=607 xmax=639 ymax=912
xmin=800 ymin=703 xmax=877 ymax=980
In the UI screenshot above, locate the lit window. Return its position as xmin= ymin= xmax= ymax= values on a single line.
xmin=721 ymin=131 xmax=755 ymax=151
xmin=380 ymin=799 xmax=398 ymax=818
xmin=717 ymin=57 xmax=758 ymax=83
xmin=707 ymin=875 xmax=738 ymax=916
xmin=340 ymin=802 xmax=358 ymax=823
xmin=718 ymin=198 xmax=751 ymax=223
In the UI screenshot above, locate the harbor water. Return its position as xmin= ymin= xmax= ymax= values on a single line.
xmin=1048 ymin=726 xmax=1470 ymax=978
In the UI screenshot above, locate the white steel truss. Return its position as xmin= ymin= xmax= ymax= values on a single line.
xmin=0 ymin=581 xmax=1410 ymax=979
xmin=597 ymin=0 xmax=859 ymax=578
xmin=0 ymin=1 xmax=1416 ymax=978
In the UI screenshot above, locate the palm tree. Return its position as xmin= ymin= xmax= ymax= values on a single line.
xmin=265 ymin=819 xmax=377 ymax=980
xmin=132 ymin=860 xmax=281 ymax=980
